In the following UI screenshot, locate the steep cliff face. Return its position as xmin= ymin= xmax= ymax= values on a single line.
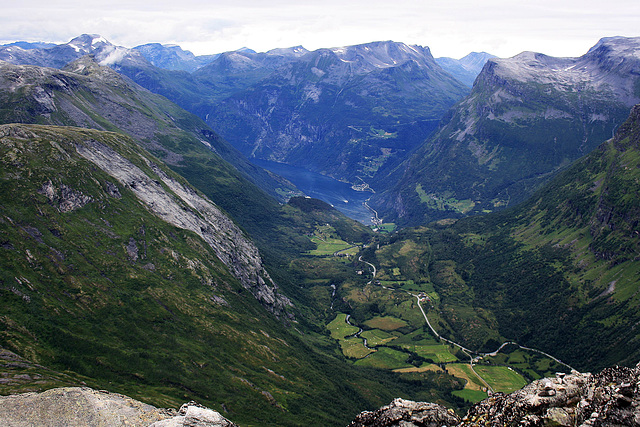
xmin=73 ymin=136 xmax=289 ymax=314
xmin=1 ymin=124 xmax=290 ymax=315
xmin=350 ymin=363 xmax=640 ymax=426
xmin=373 ymin=36 xmax=640 ymax=226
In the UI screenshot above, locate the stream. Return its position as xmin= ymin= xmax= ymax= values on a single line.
xmin=345 ymin=314 xmax=373 ymax=351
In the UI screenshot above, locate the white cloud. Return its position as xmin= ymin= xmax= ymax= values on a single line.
xmin=1 ymin=0 xmax=639 ymax=58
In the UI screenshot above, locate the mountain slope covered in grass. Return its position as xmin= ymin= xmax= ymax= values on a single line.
xmin=0 ymin=47 xmax=299 ymax=204
xmin=370 ymin=103 xmax=640 ymax=371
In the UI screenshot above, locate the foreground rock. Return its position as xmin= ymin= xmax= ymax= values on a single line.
xmin=348 ymin=398 xmax=459 ymax=427
xmin=149 ymin=401 xmax=236 ymax=427
xmin=349 ymin=363 xmax=640 ymax=426
xmin=0 ymin=387 xmax=236 ymax=427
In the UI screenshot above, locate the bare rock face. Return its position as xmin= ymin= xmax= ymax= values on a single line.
xmin=149 ymin=401 xmax=237 ymax=427
xmin=347 ymin=397 xmax=461 ymax=427
xmin=38 ymin=180 xmax=93 ymax=213
xmin=0 ymin=387 xmax=173 ymax=426
xmin=349 ymin=363 xmax=640 ymax=427
xmin=0 ymin=388 xmax=237 ymax=427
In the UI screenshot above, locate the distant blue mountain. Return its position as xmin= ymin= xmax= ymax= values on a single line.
xmin=2 ymin=41 xmax=56 ymax=49
xmin=133 ymin=43 xmax=218 ymax=72
xmin=436 ymin=51 xmax=496 ymax=86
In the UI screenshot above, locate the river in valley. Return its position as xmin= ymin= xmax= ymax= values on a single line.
xmin=251 ymin=159 xmax=374 ymax=225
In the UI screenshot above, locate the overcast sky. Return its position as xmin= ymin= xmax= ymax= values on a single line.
xmin=1 ymin=0 xmax=639 ymax=59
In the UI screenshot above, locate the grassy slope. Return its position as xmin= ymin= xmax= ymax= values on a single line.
xmin=401 ymin=105 xmax=640 ymax=371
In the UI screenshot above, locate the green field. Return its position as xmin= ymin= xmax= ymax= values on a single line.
xmin=360 ymin=329 xmax=397 ymax=346
xmin=327 ymin=313 xmax=373 ymax=358
xmin=474 ymin=365 xmax=528 ymax=393
xmin=415 ymin=184 xmax=475 ymax=213
xmin=446 ymin=363 xmax=485 ymax=390
xmin=390 ymin=331 xmax=458 ymax=363
xmin=393 ymin=364 xmax=442 ymax=373
xmin=401 ymin=344 xmax=459 ymax=363
xmin=364 ymin=316 xmax=408 ymax=331
xmin=452 ymin=389 xmax=488 ymax=403
xmin=340 ymin=338 xmax=375 ymax=359
xmin=374 ymin=223 xmax=396 ymax=233
xmin=485 ymin=348 xmax=568 ymax=380
xmin=354 ymin=347 xmax=411 ymax=370
xmin=327 ymin=313 xmax=359 ymax=340
xmin=308 ymin=237 xmax=354 ymax=256
xmin=400 ymin=282 xmax=434 ymax=293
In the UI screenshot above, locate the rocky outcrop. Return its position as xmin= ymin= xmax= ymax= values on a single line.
xmin=349 ymin=363 xmax=640 ymax=426
xmin=38 ymin=180 xmax=93 ymax=212
xmin=348 ymin=398 xmax=460 ymax=427
xmin=462 ymin=365 xmax=640 ymax=426
xmin=0 ymin=387 xmax=172 ymax=426
xmin=149 ymin=402 xmax=237 ymax=427
xmin=0 ymin=387 xmax=236 ymax=427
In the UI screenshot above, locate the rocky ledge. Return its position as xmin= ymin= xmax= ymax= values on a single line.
xmin=349 ymin=362 xmax=640 ymax=427
xmin=0 ymin=387 xmax=236 ymax=427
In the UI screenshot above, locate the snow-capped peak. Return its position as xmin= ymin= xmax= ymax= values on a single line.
xmin=91 ymin=36 xmax=109 ymax=46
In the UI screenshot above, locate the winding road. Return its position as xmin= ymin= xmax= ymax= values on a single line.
xmin=358 ymin=255 xmax=377 ymax=283
xmin=356 ymin=255 xmax=576 ymax=393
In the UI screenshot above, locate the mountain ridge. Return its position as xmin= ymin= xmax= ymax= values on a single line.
xmin=371 ymin=36 xmax=640 ymax=226
xmin=203 ymin=40 xmax=470 ymax=183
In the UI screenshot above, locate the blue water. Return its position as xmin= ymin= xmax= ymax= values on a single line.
xmin=251 ymin=159 xmax=374 ymax=224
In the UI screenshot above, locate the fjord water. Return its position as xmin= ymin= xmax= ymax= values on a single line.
xmin=252 ymin=159 xmax=373 ymax=224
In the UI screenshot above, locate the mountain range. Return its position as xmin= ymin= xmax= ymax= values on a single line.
xmin=133 ymin=43 xmax=219 ymax=72
xmin=0 ymin=35 xmax=476 ymax=186
xmin=1 ymin=32 xmax=640 ymax=426
xmin=202 ymin=41 xmax=470 ymax=183
xmin=371 ymin=36 xmax=640 ymax=226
